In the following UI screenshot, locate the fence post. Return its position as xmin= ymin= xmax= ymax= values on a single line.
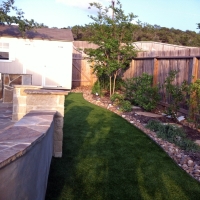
xmin=153 ymin=58 xmax=159 ymax=86
xmin=131 ymin=59 xmax=135 ymax=78
xmin=90 ymin=61 xmax=96 ymax=86
xmin=191 ymin=57 xmax=199 ymax=83
xmin=189 ymin=57 xmax=199 ymax=119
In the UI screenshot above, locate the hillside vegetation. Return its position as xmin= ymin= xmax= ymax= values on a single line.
xmin=71 ymin=24 xmax=200 ymax=47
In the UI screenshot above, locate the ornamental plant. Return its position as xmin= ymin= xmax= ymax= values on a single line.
xmin=85 ymin=0 xmax=138 ymax=97
xmin=123 ymin=73 xmax=161 ymax=111
xmin=111 ymin=93 xmax=132 ymax=112
xmin=163 ymin=70 xmax=188 ymax=120
xmin=187 ymin=79 xmax=200 ymax=127
xmin=146 ymin=120 xmax=200 ymax=152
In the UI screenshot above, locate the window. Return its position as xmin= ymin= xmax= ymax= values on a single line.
xmin=0 ymin=52 xmax=9 ymax=60
xmin=0 ymin=42 xmax=9 ymax=60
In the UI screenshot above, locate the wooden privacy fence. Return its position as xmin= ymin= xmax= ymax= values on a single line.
xmin=73 ymin=46 xmax=200 ymax=89
xmin=72 ymin=41 xmax=200 ymax=113
xmin=72 ymin=41 xmax=200 ymax=90
xmin=123 ymin=48 xmax=200 ymax=85
xmin=72 ymin=42 xmax=97 ymax=88
xmin=123 ymin=48 xmax=200 ymax=111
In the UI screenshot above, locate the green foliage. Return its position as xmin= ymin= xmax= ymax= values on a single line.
xmin=0 ymin=0 xmax=45 ymax=35
xmin=110 ymin=93 xmax=124 ymax=103
xmin=85 ymin=1 xmax=138 ymax=96
xmin=187 ymin=79 xmax=200 ymax=127
xmin=92 ymin=80 xmax=101 ymax=95
xmin=72 ymin=23 xmax=200 ymax=47
xmin=120 ymin=100 xmax=131 ymax=112
xmin=111 ymin=93 xmax=132 ymax=112
xmin=146 ymin=120 xmax=200 ymax=152
xmin=197 ymin=23 xmax=200 ymax=30
xmin=123 ymin=73 xmax=161 ymax=111
xmin=145 ymin=120 xmax=161 ymax=132
xmin=164 ymin=70 xmax=188 ymax=119
xmin=98 ymin=75 xmax=124 ymax=91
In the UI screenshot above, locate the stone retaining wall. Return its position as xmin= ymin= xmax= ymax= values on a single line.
xmin=0 ymin=110 xmax=56 ymax=200
xmin=12 ymin=85 xmax=69 ymax=157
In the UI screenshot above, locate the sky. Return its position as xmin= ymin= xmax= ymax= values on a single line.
xmin=5 ymin=0 xmax=200 ymax=32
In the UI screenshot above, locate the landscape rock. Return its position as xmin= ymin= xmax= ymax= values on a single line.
xmin=135 ymin=111 xmax=163 ymax=118
xmin=188 ymin=160 xmax=194 ymax=167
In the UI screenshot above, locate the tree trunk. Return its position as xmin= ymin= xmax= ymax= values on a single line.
xmin=109 ymin=76 xmax=112 ymax=97
xmin=113 ymin=73 xmax=117 ymax=95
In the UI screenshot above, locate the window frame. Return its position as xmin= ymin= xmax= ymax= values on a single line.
xmin=0 ymin=42 xmax=11 ymax=62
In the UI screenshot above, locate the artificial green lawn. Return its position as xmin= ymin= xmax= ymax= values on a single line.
xmin=46 ymin=93 xmax=200 ymax=200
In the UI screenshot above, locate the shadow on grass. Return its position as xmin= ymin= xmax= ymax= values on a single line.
xmin=46 ymin=93 xmax=200 ymax=200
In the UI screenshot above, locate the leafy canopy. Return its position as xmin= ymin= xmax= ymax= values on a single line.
xmin=0 ymin=0 xmax=46 ymax=34
xmin=85 ymin=0 xmax=138 ymax=95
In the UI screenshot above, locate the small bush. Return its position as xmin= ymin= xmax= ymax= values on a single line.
xmin=145 ymin=120 xmax=161 ymax=132
xmin=111 ymin=93 xmax=132 ymax=112
xmin=163 ymin=70 xmax=188 ymax=120
xmin=110 ymin=93 xmax=124 ymax=104
xmin=146 ymin=120 xmax=200 ymax=152
xmin=187 ymin=79 xmax=200 ymax=127
xmin=156 ymin=124 xmax=186 ymax=144
xmin=120 ymin=100 xmax=132 ymax=112
xmin=92 ymin=81 xmax=101 ymax=95
xmin=123 ymin=73 xmax=161 ymax=111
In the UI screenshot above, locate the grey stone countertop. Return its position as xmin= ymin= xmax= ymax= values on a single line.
xmin=0 ymin=110 xmax=56 ymax=169
xmin=24 ymin=89 xmax=70 ymax=95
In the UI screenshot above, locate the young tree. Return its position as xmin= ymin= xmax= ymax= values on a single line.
xmin=0 ymin=0 xmax=45 ymax=35
xmin=85 ymin=0 xmax=138 ymax=96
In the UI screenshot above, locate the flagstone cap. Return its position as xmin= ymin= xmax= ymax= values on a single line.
xmin=0 ymin=110 xmax=56 ymax=169
xmin=24 ymin=89 xmax=69 ymax=95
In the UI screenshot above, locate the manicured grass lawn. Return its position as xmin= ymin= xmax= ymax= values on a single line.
xmin=46 ymin=93 xmax=200 ymax=200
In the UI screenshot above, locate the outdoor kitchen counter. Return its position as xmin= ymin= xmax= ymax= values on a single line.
xmin=0 ymin=110 xmax=56 ymax=169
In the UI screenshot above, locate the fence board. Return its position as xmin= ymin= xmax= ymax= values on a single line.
xmin=72 ymin=43 xmax=200 ymax=96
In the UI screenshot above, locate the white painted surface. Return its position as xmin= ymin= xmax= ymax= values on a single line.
xmin=0 ymin=37 xmax=72 ymax=89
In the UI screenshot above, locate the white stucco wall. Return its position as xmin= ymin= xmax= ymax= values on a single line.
xmin=0 ymin=37 xmax=72 ymax=89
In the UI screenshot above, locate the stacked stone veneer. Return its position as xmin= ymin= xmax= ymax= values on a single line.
xmin=12 ymin=85 xmax=69 ymax=157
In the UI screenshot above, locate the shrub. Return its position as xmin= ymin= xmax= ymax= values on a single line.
xmin=146 ymin=120 xmax=200 ymax=152
xmin=110 ymin=93 xmax=124 ymax=104
xmin=145 ymin=120 xmax=161 ymax=132
xmin=163 ymin=70 xmax=188 ymax=120
xmin=123 ymin=73 xmax=161 ymax=111
xmin=187 ymin=79 xmax=200 ymax=127
xmin=92 ymin=81 xmax=101 ymax=96
xmin=111 ymin=93 xmax=132 ymax=112
xmin=120 ymin=100 xmax=132 ymax=112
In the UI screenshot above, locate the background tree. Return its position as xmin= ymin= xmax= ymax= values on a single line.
xmin=0 ymin=0 xmax=45 ymax=35
xmin=71 ymin=23 xmax=200 ymax=47
xmin=85 ymin=0 xmax=138 ymax=96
